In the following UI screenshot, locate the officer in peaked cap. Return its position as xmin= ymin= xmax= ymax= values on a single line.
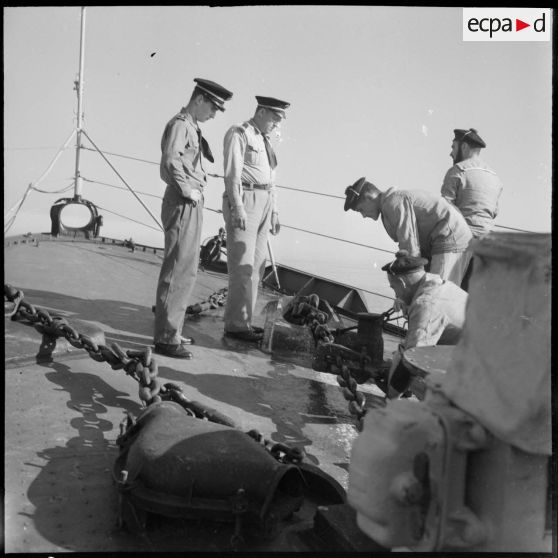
xmin=255 ymin=96 xmax=291 ymax=118
xmin=222 ymin=94 xmax=291 ymax=342
xmin=380 ymin=250 xmax=468 ymax=399
xmin=441 ymin=127 xmax=503 ymax=291
xmin=153 ymin=77 xmax=232 ymax=359
xmin=193 ymin=78 xmax=233 ymax=112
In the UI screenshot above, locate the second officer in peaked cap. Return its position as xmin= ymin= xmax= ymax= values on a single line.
xmin=153 ymin=77 xmax=232 ymax=359
xmin=222 ymin=94 xmax=290 ymax=342
xmin=255 ymin=96 xmax=291 ymax=118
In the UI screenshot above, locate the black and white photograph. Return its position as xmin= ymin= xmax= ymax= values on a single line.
xmin=4 ymin=5 xmax=553 ymax=553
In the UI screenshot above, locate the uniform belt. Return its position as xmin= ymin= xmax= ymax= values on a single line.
xmin=242 ymin=182 xmax=272 ymax=191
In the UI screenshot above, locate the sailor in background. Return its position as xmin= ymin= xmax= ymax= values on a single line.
xmin=380 ymin=250 xmax=468 ymax=399
xmin=153 ymin=78 xmax=233 ymax=359
xmin=441 ymin=128 xmax=503 ymax=291
xmin=344 ymin=177 xmax=472 ymax=286
xmin=222 ymin=96 xmax=290 ymax=342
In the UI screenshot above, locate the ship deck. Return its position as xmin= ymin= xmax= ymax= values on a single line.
xmin=4 ymin=236 xmax=399 ymax=552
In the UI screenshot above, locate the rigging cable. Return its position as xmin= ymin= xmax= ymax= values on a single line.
xmin=80 ymin=146 xmax=533 ymax=234
xmin=80 ymin=130 xmax=163 ymax=231
xmin=94 ymin=206 xmax=162 ymax=232
xmin=4 ymin=129 xmax=77 ymax=234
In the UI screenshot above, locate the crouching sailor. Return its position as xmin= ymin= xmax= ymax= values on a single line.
xmin=381 ymin=250 xmax=468 ymax=398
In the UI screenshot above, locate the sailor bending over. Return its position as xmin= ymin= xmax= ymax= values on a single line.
xmin=380 ymin=250 xmax=468 ymax=398
xmin=344 ymin=178 xmax=472 ymax=286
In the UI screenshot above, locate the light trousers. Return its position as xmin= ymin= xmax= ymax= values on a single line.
xmin=154 ymin=185 xmax=203 ymax=344
xmin=430 ymin=250 xmax=472 ymax=286
xmin=222 ymin=189 xmax=272 ymax=332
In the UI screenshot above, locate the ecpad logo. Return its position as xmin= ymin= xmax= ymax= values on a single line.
xmin=463 ymin=8 xmax=551 ymax=42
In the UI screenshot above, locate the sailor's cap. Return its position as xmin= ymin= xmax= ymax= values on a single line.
xmin=344 ymin=177 xmax=367 ymax=212
xmin=381 ymin=250 xmax=429 ymax=276
xmin=453 ymin=128 xmax=486 ymax=148
xmin=193 ymin=78 xmax=233 ymax=111
xmin=256 ymin=96 xmax=290 ymax=118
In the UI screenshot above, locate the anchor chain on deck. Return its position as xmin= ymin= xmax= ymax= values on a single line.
xmin=284 ymin=294 xmax=390 ymax=430
xmin=5 ymin=282 xmax=306 ymax=463
xmin=186 ymin=287 xmax=228 ymax=315
xmin=5 ymin=283 xmax=162 ymax=405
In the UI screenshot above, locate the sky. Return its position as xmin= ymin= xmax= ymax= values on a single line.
xmin=4 ymin=6 xmax=553 ymax=304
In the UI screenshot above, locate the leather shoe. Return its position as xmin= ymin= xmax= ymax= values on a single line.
xmin=224 ymin=329 xmax=263 ymax=343
xmin=154 ymin=343 xmax=193 ymax=359
xmin=251 ymin=326 xmax=264 ymax=334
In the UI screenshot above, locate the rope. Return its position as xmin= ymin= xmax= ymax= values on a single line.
xmin=4 ymin=185 xmax=32 ymax=234
xmin=31 ymin=180 xmax=75 ymax=195
xmin=81 ymin=145 xmax=158 ymax=166
xmin=492 ymin=224 xmax=535 ymax=234
xmin=81 ymin=146 xmax=534 ymax=234
xmin=95 ymin=205 xmax=162 ymax=232
xmin=80 ymin=130 xmax=163 ymax=231
xmin=82 ymin=177 xmax=162 ymax=199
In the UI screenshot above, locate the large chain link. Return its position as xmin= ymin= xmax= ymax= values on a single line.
xmin=6 ymin=283 xmax=306 ymax=463
xmin=285 ymin=293 xmax=388 ymax=430
xmin=186 ymin=287 xmax=228 ymax=315
xmin=5 ymin=283 xmax=161 ymax=406
xmin=245 ymin=429 xmax=304 ymax=464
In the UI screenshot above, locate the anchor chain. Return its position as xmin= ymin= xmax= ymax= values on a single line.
xmin=245 ymin=429 xmax=304 ymax=464
xmin=186 ymin=287 xmax=228 ymax=315
xmin=4 ymin=283 xmax=162 ymax=406
xmin=285 ymin=293 xmax=390 ymax=430
xmin=6 ymin=283 xmax=306 ymax=464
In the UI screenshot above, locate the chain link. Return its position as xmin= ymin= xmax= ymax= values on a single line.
xmin=186 ymin=287 xmax=228 ymax=315
xmin=245 ymin=428 xmax=304 ymax=464
xmin=6 ymin=283 xmax=315 ymax=461
xmin=284 ymin=293 xmax=392 ymax=430
xmin=5 ymin=283 xmax=162 ymax=406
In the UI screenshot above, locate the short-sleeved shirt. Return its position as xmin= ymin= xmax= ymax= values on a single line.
xmin=160 ymin=109 xmax=206 ymax=198
xmin=223 ymin=119 xmax=277 ymax=211
xmin=403 ymin=272 xmax=468 ymax=349
xmin=441 ymin=157 xmax=503 ymax=238
xmin=379 ymin=188 xmax=472 ymax=259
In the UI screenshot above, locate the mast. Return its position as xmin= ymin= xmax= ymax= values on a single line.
xmin=73 ymin=6 xmax=86 ymax=200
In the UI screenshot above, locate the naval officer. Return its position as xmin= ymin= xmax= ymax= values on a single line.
xmin=154 ymin=78 xmax=233 ymax=359
xmin=222 ymin=96 xmax=290 ymax=342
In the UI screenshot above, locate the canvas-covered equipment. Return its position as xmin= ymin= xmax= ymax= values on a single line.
xmin=114 ymin=401 xmax=306 ymax=536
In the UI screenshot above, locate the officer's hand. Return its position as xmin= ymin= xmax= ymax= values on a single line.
xmin=187 ymin=189 xmax=202 ymax=207
xmin=232 ymin=205 xmax=247 ymax=230
xmin=270 ymin=212 xmax=280 ymax=235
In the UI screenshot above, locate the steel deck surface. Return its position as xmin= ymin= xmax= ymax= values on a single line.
xmin=4 ymin=238 xmax=397 ymax=552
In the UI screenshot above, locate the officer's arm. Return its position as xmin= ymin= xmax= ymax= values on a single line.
xmin=161 ymin=119 xmax=197 ymax=199
xmin=223 ymin=126 xmax=247 ymax=208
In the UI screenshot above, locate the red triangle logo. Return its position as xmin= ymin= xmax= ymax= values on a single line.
xmin=516 ymin=19 xmax=530 ymax=31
